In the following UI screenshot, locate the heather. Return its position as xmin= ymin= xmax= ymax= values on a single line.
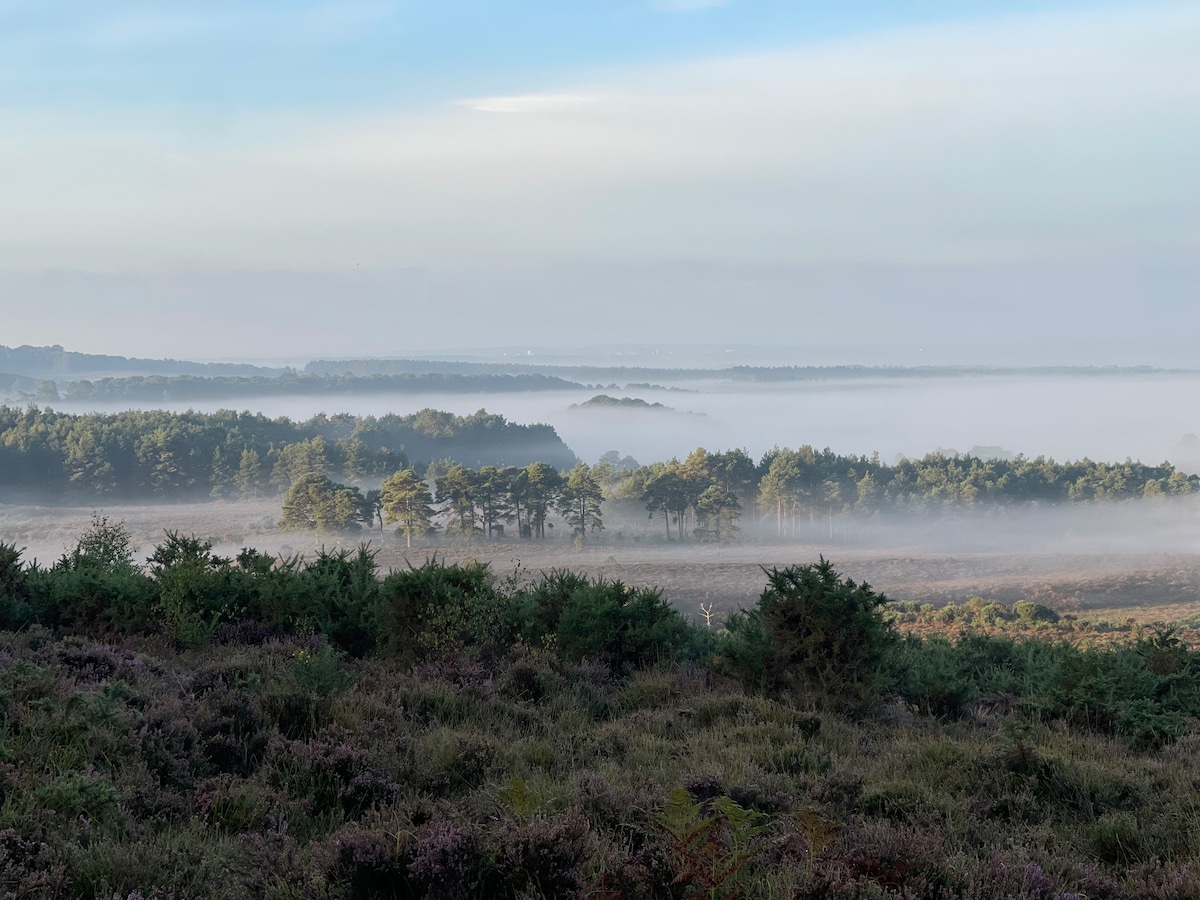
xmin=4 ymin=525 xmax=1200 ymax=897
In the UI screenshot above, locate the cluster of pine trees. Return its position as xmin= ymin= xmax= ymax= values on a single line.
xmin=280 ymin=445 xmax=1198 ymax=545
xmin=280 ymin=461 xmax=605 ymax=547
xmin=602 ymin=446 xmax=1195 ymax=538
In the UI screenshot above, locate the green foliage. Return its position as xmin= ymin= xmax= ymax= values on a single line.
xmin=892 ymin=627 xmax=1200 ymax=748
xmin=505 ymin=568 xmax=592 ymax=645
xmin=723 ymin=558 xmax=897 ymax=706
xmin=279 ymin=473 xmax=370 ymax=532
xmin=35 ymin=772 xmax=118 ymax=823
xmin=558 ymin=461 xmax=604 ymax=545
xmin=555 ymin=579 xmax=694 ymax=673
xmin=892 ymin=635 xmax=979 ymax=717
xmin=1089 ymin=813 xmax=1141 ymax=864
xmin=379 ymin=558 xmax=503 ymax=664
xmin=380 ymin=468 xmax=436 ymax=547
xmin=149 ymin=532 xmax=232 ymax=647
xmin=1013 ymin=600 xmax=1060 ymax=624
xmin=0 ymin=542 xmax=34 ymax=630
xmin=713 ymin=607 xmax=772 ymax=690
xmin=654 ymin=788 xmax=771 ymax=899
xmin=291 ymin=644 xmax=356 ymax=697
xmin=34 ymin=517 xmax=159 ymax=634
xmin=0 ymin=405 xmax=573 ymax=503
xmin=73 ymin=512 xmax=135 ymax=570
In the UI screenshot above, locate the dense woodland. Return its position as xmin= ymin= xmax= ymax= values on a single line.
xmin=0 ymin=406 xmax=575 ymax=503
xmin=2 ymin=406 xmax=1195 ymax=545
xmin=3 ymin=521 xmax=1200 ymax=897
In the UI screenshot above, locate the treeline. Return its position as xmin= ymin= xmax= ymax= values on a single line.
xmin=727 ymin=364 xmax=1166 ymax=381
xmin=0 ymin=406 xmax=575 ymax=503
xmin=570 ymin=394 xmax=670 ymax=410
xmin=52 ymin=371 xmax=583 ymax=403
xmin=306 ymin=356 xmax=1177 ymax=383
xmin=2 ymin=402 xmax=1194 ymax=524
xmin=603 ymin=446 xmax=1197 ymax=539
xmin=294 ymin=447 xmax=1199 ymax=546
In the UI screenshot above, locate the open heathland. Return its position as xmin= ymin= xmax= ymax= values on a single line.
xmin=5 ymin=519 xmax=1200 ymax=897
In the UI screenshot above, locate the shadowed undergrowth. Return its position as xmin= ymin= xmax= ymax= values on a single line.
xmin=4 ymin=526 xmax=1200 ymax=897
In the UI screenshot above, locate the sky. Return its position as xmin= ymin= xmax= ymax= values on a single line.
xmin=1 ymin=1 xmax=1197 ymax=363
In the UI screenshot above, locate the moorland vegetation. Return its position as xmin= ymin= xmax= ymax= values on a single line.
xmin=3 ymin=518 xmax=1200 ymax=897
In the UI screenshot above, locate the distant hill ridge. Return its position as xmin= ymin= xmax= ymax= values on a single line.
xmin=0 ymin=344 xmax=280 ymax=380
xmin=3 ymin=344 xmax=1191 ymax=390
xmin=307 ymin=357 xmax=1182 ymax=383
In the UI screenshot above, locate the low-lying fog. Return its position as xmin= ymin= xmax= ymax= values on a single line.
xmin=5 ymin=497 xmax=1200 ymax=616
xmin=52 ymin=372 xmax=1200 ymax=469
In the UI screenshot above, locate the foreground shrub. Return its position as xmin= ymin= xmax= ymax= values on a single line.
xmin=556 ymin=579 xmax=695 ymax=674
xmin=720 ymin=557 xmax=896 ymax=707
xmin=380 ymin=559 xmax=502 ymax=664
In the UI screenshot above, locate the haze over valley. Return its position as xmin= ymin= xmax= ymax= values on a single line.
xmin=17 ymin=366 xmax=1200 ymax=472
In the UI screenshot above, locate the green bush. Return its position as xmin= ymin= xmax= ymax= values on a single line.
xmin=893 ymin=635 xmax=978 ymax=717
xmin=506 ymin=568 xmax=592 ymax=646
xmin=556 ymin=579 xmax=695 ymax=674
xmin=292 ymin=643 xmax=357 ymax=697
xmin=1013 ymin=600 xmax=1060 ymax=624
xmin=0 ymin=542 xmax=33 ymax=630
xmin=299 ymin=546 xmax=382 ymax=657
xmin=35 ymin=554 xmax=159 ymax=635
xmin=36 ymin=772 xmax=118 ymax=823
xmin=149 ymin=532 xmax=236 ymax=646
xmin=1089 ymin=813 xmax=1141 ymax=864
xmin=380 ymin=559 xmax=504 ymax=664
xmin=722 ymin=558 xmax=897 ymax=707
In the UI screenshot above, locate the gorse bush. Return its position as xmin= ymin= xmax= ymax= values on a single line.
xmin=893 ymin=627 xmax=1200 ymax=747
xmin=380 ymin=557 xmax=502 ymax=664
xmin=554 ymin=579 xmax=695 ymax=673
xmin=720 ymin=557 xmax=897 ymax=707
xmin=0 ymin=542 xmax=35 ymax=630
xmin=505 ymin=567 xmax=591 ymax=645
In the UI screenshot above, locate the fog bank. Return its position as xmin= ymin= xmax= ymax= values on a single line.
xmin=49 ymin=372 xmax=1200 ymax=468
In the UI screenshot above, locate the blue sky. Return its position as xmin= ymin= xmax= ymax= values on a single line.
xmin=1 ymin=1 xmax=1135 ymax=113
xmin=0 ymin=1 xmax=1196 ymax=361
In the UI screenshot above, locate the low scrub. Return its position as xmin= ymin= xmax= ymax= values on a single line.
xmin=4 ymin=521 xmax=1200 ymax=896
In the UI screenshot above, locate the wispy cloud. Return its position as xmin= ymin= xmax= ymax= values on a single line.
xmin=457 ymin=93 xmax=601 ymax=114
xmin=1 ymin=5 xmax=1196 ymax=275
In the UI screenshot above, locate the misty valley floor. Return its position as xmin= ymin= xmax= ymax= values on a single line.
xmin=4 ymin=498 xmax=1200 ymax=625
